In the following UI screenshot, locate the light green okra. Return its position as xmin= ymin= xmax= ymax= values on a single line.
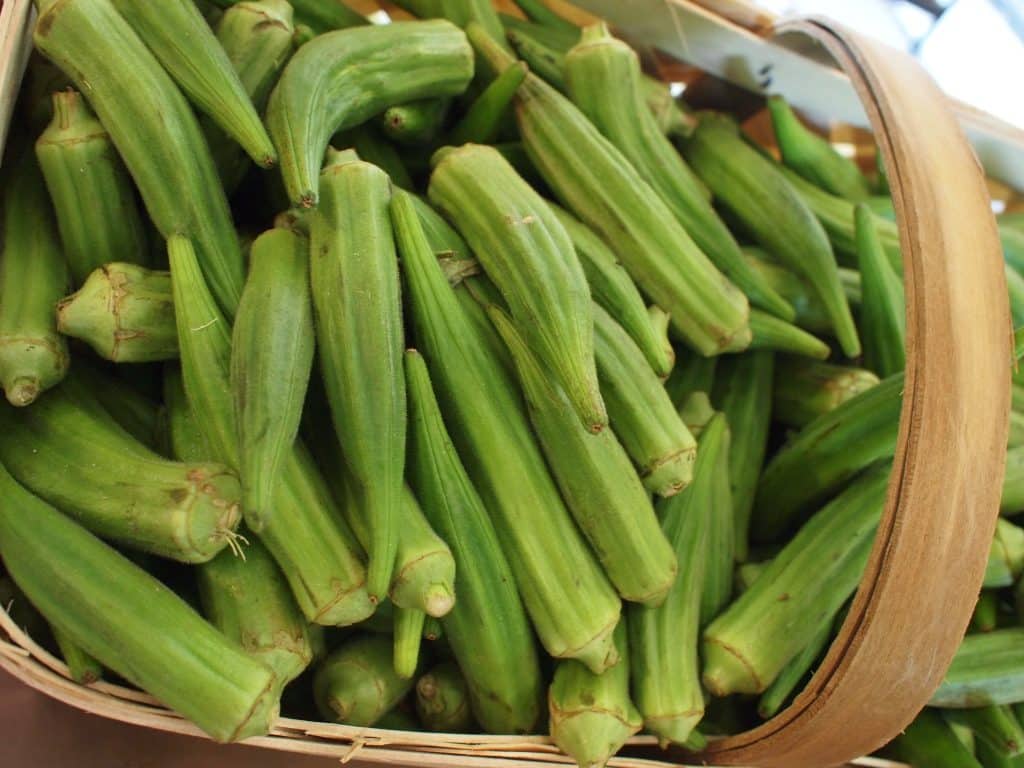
xmin=772 ymin=358 xmax=881 ymax=429
xmin=416 ymin=662 xmax=475 ymax=733
xmin=314 ymin=634 xmax=417 ymax=726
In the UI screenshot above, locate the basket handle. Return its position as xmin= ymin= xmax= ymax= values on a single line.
xmin=689 ymin=16 xmax=1012 ymax=767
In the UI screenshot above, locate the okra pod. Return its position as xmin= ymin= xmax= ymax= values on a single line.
xmin=684 ymin=114 xmax=859 ymax=357
xmin=593 ymin=303 xmax=697 ymax=497
xmin=678 ymin=391 xmax=715 ymax=438
xmin=438 ymin=0 xmax=508 ymax=49
xmin=429 ymin=143 xmax=605 ymax=430
xmin=309 ymin=158 xmax=404 ymax=600
xmin=56 ymin=264 xmax=177 ymax=363
xmin=856 ymin=203 xmax=906 ymax=377
xmin=394 ymin=607 xmax=426 ymax=679
xmin=381 ymin=99 xmax=451 ymax=146
xmin=944 ymin=706 xmax=1024 ymax=757
xmin=664 ymin=351 xmax=718 ymax=409
xmin=0 ymin=465 xmax=278 ymax=742
xmin=35 ymin=90 xmax=148 ymax=285
xmin=488 ymin=307 xmax=678 ymax=606
xmin=767 ymin=96 xmax=870 ymax=202
xmin=701 ymin=413 xmax=735 ymax=626
xmin=231 ymin=228 xmax=315 ymax=530
xmin=0 ymin=155 xmax=69 ymax=406
xmin=987 ymin=518 xmax=1024 ymax=588
xmin=266 ymin=20 xmax=474 ymax=207
xmin=335 ymin=127 xmax=416 ymax=191
xmin=75 ymin=364 xmax=162 ymax=449
xmin=34 ymin=0 xmax=245 ymax=315
xmin=513 ymin=0 xmax=579 ymax=34
xmin=549 ymin=620 xmax=642 ymax=767
xmin=757 ymin=618 xmax=833 ymax=718
xmin=1002 ymin=446 xmax=1024 ymax=515
xmin=747 ymin=308 xmax=831 ymax=359
xmin=703 ymin=464 xmax=889 ymax=696
xmin=772 ymin=358 xmax=880 ymax=428
xmin=416 ymin=662 xmax=475 ymax=732
xmin=972 ymin=590 xmax=1000 ymax=633
xmin=314 ymin=634 xmax=417 ymax=726
xmin=405 ymin=347 xmax=542 ymax=733
xmin=448 ymin=61 xmax=528 ymax=145
xmin=1010 ymin=410 xmax=1024 ymax=448
xmin=393 ymin=188 xmax=621 ymax=674
xmin=753 ymin=372 xmax=903 ymax=542
xmin=888 ymin=709 xmax=983 ymax=768
xmin=933 ymin=628 xmax=1024 ymax=708
xmin=565 ymin=24 xmax=793 ymax=321
xmin=52 ymin=625 xmax=103 ymax=685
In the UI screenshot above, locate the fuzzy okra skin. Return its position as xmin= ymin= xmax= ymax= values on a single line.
xmin=34 ymin=0 xmax=245 ymax=316
xmin=549 ymin=620 xmax=642 ymax=768
xmin=593 ymin=303 xmax=697 ymax=498
xmin=35 ymin=90 xmax=149 ymax=285
xmin=747 ymin=309 xmax=831 ymax=359
xmin=310 ymin=158 xmax=404 ymax=601
xmin=704 ymin=464 xmax=889 ymax=696
xmin=429 ymin=144 xmax=606 ymax=431
xmin=932 ymin=628 xmax=1024 ymax=708
xmin=551 ymin=204 xmax=673 ymax=378
xmin=488 ymin=307 xmax=678 ymax=606
xmin=0 ymin=464 xmax=279 ymax=742
xmin=56 ymin=263 xmax=177 ymax=363
xmin=684 ymin=114 xmax=860 ymax=358
xmin=773 ymin=358 xmax=881 ymax=429
xmin=267 ymin=20 xmax=474 ymax=207
xmin=416 ymin=662 xmax=475 ymax=732
xmin=565 ymin=24 xmax=793 ymax=322
xmin=468 ymin=25 xmax=751 ymax=355
xmin=231 ymin=228 xmax=315 ymax=531
xmin=629 ymin=416 xmax=728 ymax=746
xmin=393 ymin=188 xmax=621 ymax=674
xmin=855 ymin=203 xmax=907 ymax=378
xmin=405 ymin=348 xmax=542 ymax=733
xmin=753 ymin=372 xmax=903 ymax=543
xmin=0 ymin=155 xmax=69 ymax=406
xmin=314 ymin=634 xmax=417 ymax=726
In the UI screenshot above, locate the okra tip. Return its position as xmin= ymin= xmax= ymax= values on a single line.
xmin=5 ymin=377 xmax=40 ymax=407
xmin=645 ymin=445 xmax=696 ymax=498
xmin=424 ymin=584 xmax=456 ymax=619
xmin=701 ymin=637 xmax=763 ymax=696
xmin=645 ymin=710 xmax=704 ymax=750
xmin=550 ymin=709 xmax=641 ymax=768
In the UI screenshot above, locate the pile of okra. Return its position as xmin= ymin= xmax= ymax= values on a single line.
xmin=1 ymin=1 xmax=1022 ymax=766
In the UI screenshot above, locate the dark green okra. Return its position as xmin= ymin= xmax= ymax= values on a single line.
xmin=429 ymin=143 xmax=605 ymax=430
xmin=856 ymin=203 xmax=906 ymax=377
xmin=684 ymin=114 xmax=859 ymax=357
xmin=35 ymin=90 xmax=149 ymax=284
xmin=0 ymin=465 xmax=278 ymax=742
xmin=56 ymin=264 xmax=177 ymax=363
xmin=757 ymin=618 xmax=833 ymax=719
xmin=753 ymin=373 xmax=903 ymax=542
xmin=394 ymin=185 xmax=621 ymax=674
xmin=665 ymin=352 xmax=717 ymax=410
xmin=309 ymin=156 xmax=404 ymax=600
xmin=888 ymin=709 xmax=983 ymax=768
xmin=943 ymin=706 xmax=1024 ymax=758
xmin=394 ymin=607 xmax=426 ymax=679
xmin=416 ymin=662 xmax=475 ymax=732
xmin=266 ymin=20 xmax=474 ymax=207
xmin=52 ymin=625 xmax=103 ymax=685
xmin=231 ymin=227 xmax=315 ymax=531
xmin=703 ymin=464 xmax=889 ymax=696
xmin=565 ymin=24 xmax=793 ymax=321
xmin=335 ymin=127 xmax=416 ymax=191
xmin=381 ymin=99 xmax=451 ymax=146
xmin=593 ymin=303 xmax=697 ymax=497
xmin=973 ymin=591 xmax=1000 ymax=633
xmin=75 ymin=364 xmax=162 ymax=449
xmin=747 ymin=309 xmax=830 ymax=359
xmin=772 ymin=358 xmax=881 ymax=429
xmin=986 ymin=518 xmax=1024 ymax=588
xmin=549 ymin=620 xmax=642 ymax=766
xmin=314 ymin=634 xmax=417 ymax=726
xmin=448 ymin=61 xmax=527 ymax=145
xmin=405 ymin=346 xmax=542 ymax=733
xmin=933 ymin=628 xmax=1024 ymax=707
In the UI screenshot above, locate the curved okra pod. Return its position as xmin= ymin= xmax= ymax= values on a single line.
xmin=684 ymin=114 xmax=859 ymax=357
xmin=34 ymin=0 xmax=244 ymax=316
xmin=393 ymin=187 xmax=621 ymax=674
xmin=429 ymin=144 xmax=605 ymax=430
xmin=231 ymin=228 xmax=315 ymax=530
xmin=565 ymin=24 xmax=793 ymax=321
xmin=417 ymin=662 xmax=475 ymax=732
xmin=448 ymin=61 xmax=528 ymax=145
xmin=0 ymin=466 xmax=279 ymax=743
xmin=314 ymin=634 xmax=417 ymax=726
xmin=0 ymin=155 xmax=69 ymax=406
xmin=855 ymin=203 xmax=906 ymax=377
xmin=35 ymin=90 xmax=149 ymax=285
xmin=747 ymin=309 xmax=831 ymax=360
xmin=266 ymin=20 xmax=474 ymax=207
xmin=773 ymin=358 xmax=880 ymax=429
xmin=381 ymin=99 xmax=451 ymax=146
xmin=309 ymin=158 xmax=404 ymax=600
xmin=56 ymin=264 xmax=177 ymax=363
xmin=488 ymin=306 xmax=678 ymax=606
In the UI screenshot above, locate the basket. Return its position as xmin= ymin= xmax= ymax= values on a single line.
xmin=0 ymin=0 xmax=1012 ymax=766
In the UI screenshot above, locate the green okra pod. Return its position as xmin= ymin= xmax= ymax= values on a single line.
xmin=767 ymin=95 xmax=870 ymax=202
xmin=314 ymin=634 xmax=418 ymax=726
xmin=231 ymin=228 xmax=315 ymax=531
xmin=988 ymin=518 xmax=1024 ymax=588
xmin=405 ymin=346 xmax=542 ymax=733
xmin=972 ymin=591 xmax=1000 ymax=633
xmin=394 ymin=607 xmax=427 ymax=679
xmin=394 ymin=187 xmax=621 ymax=674
xmin=648 ymin=307 xmax=675 ymax=378
xmin=700 ymin=412 xmax=735 ymax=626
xmin=549 ymin=620 xmax=642 ymax=768
xmin=513 ymin=0 xmax=578 ymax=34
xmin=310 ymin=157 xmax=404 ymax=600
xmin=772 ymin=358 xmax=880 ymax=429
xmin=551 ymin=204 xmax=673 ymax=378
xmin=703 ymin=464 xmax=889 ymax=696
xmin=0 ymin=154 xmax=69 ymax=406
xmin=944 ymin=706 xmax=1024 ymax=757
xmin=753 ymin=372 xmax=903 ymax=542
xmin=933 ymin=628 xmax=1024 ymax=708
xmin=381 ymin=99 xmax=451 ymax=146
xmin=34 ymin=0 xmax=245 ymax=316
xmin=75 ymin=364 xmax=162 ymax=449
xmin=747 ymin=308 xmax=831 ymax=359
xmin=684 ymin=114 xmax=859 ymax=357
xmin=438 ymin=0 xmax=509 ymax=48
xmin=428 ymin=143 xmax=605 ymax=430
xmin=488 ymin=306 xmax=678 ymax=606
xmin=506 ymin=27 xmax=569 ymax=90
xmin=266 ymin=20 xmax=474 ymax=207
xmin=593 ymin=303 xmax=697 ymax=497
xmin=678 ymin=391 xmax=715 ymax=438
xmin=0 ymin=465 xmax=279 ymax=742
xmin=1010 ymin=410 xmax=1024 ymax=448
xmin=35 ymin=90 xmax=149 ymax=285
xmin=423 ymin=617 xmax=444 ymax=642
xmin=855 ymin=203 xmax=906 ymax=377
xmin=664 ymin=351 xmax=717 ymax=409
xmin=757 ymin=618 xmax=833 ymax=718
xmin=52 ymin=624 xmax=103 ymax=685
xmin=335 ymin=127 xmax=416 ymax=191
xmin=565 ymin=24 xmax=793 ymax=321
xmin=276 ymin=0 xmax=368 ymax=33
xmin=888 ymin=709 xmax=983 ymax=768
xmin=56 ymin=263 xmax=177 ymax=363
xmin=416 ymin=662 xmax=475 ymax=732
xmin=448 ymin=61 xmax=528 ymax=145
xmin=1003 ymin=445 xmax=1024 ymax=514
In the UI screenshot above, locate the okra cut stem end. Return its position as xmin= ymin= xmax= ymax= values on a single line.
xmin=701 ymin=637 xmax=764 ymax=696
xmin=568 ymin=618 xmax=621 ymax=675
xmin=550 ymin=709 xmax=641 ymax=768
xmin=645 ymin=446 xmax=697 ymax=498
xmin=4 ymin=377 xmax=41 ymax=407
xmin=645 ymin=710 xmax=704 ymax=750
xmin=424 ymin=584 xmax=456 ymax=618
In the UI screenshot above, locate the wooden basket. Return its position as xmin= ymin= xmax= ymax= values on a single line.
xmin=0 ymin=0 xmax=1012 ymax=766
